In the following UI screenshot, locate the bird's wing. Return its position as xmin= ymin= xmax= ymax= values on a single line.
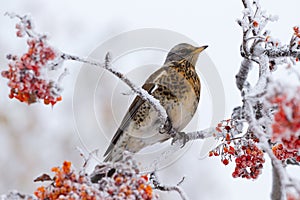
xmin=103 ymin=82 xmax=157 ymax=157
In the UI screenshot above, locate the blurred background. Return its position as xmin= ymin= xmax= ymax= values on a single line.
xmin=0 ymin=0 xmax=300 ymax=199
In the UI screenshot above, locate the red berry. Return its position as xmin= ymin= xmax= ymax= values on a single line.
xmin=223 ymin=159 xmax=229 ymax=165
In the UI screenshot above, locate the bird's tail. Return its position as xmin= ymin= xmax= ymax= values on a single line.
xmin=103 ymin=146 xmax=124 ymax=163
xmin=103 ymin=151 xmax=113 ymax=162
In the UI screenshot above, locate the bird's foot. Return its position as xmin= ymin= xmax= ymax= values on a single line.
xmin=159 ymin=117 xmax=172 ymax=134
xmin=171 ymin=131 xmax=189 ymax=148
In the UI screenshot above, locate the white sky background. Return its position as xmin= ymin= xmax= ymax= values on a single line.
xmin=0 ymin=0 xmax=300 ymax=199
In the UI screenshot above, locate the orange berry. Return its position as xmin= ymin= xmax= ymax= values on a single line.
xmin=225 ymin=133 xmax=231 ymax=142
xmin=44 ymin=98 xmax=50 ymax=105
xmin=115 ymin=176 xmax=123 ymax=185
xmin=56 ymin=96 xmax=62 ymax=101
xmin=145 ymin=185 xmax=153 ymax=195
xmin=62 ymin=161 xmax=71 ymax=173
xmin=223 ymin=147 xmax=228 ymax=153
xmin=253 ymin=21 xmax=259 ymax=27
xmin=51 ymin=167 xmax=60 ymax=173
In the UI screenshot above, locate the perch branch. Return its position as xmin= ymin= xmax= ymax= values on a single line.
xmin=61 ymin=53 xmax=168 ymax=127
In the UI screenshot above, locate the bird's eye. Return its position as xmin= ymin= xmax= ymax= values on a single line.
xmin=180 ymin=49 xmax=186 ymax=53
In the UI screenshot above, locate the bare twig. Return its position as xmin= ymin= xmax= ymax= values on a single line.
xmin=150 ymin=172 xmax=189 ymax=200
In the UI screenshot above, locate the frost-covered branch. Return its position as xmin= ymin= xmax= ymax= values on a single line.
xmin=60 ymin=53 xmax=168 ymax=128
xmin=185 ymin=127 xmax=216 ymax=141
xmin=272 ymin=163 xmax=284 ymax=200
xmin=150 ymin=172 xmax=188 ymax=200
xmin=0 ymin=191 xmax=35 ymax=200
xmin=244 ymin=100 xmax=288 ymax=200
xmin=236 ymin=58 xmax=252 ymax=91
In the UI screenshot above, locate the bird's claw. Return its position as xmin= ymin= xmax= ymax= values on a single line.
xmin=159 ymin=117 xmax=172 ymax=134
xmin=171 ymin=131 xmax=189 ymax=148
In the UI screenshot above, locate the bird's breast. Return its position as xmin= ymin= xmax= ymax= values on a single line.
xmin=126 ymin=66 xmax=201 ymax=145
xmin=152 ymin=66 xmax=201 ymax=131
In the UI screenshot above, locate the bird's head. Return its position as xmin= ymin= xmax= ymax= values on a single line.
xmin=164 ymin=43 xmax=208 ymax=67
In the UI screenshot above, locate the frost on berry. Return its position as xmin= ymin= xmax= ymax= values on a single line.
xmin=287 ymin=193 xmax=300 ymax=200
xmin=34 ymin=155 xmax=157 ymax=200
xmin=266 ymin=82 xmax=300 ymax=162
xmin=209 ymin=119 xmax=265 ymax=179
xmin=2 ymin=13 xmax=66 ymax=106
xmin=232 ymin=143 xmax=264 ymax=179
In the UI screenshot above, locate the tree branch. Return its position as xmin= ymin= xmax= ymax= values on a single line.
xmin=61 ymin=53 xmax=168 ymax=129
xmin=150 ymin=172 xmax=189 ymax=200
xmin=244 ymin=100 xmax=287 ymax=200
xmin=265 ymin=48 xmax=300 ymax=60
xmin=236 ymin=58 xmax=252 ymax=91
xmin=272 ymin=162 xmax=284 ymax=200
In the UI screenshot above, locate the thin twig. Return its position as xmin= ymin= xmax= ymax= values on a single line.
xmin=150 ymin=172 xmax=189 ymax=200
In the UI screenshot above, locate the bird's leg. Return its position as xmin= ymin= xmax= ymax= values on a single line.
xmin=171 ymin=131 xmax=189 ymax=148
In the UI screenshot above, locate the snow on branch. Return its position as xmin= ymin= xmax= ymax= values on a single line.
xmin=150 ymin=172 xmax=188 ymax=200
xmin=61 ymin=53 xmax=169 ymax=128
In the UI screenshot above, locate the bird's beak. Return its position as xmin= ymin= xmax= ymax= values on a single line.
xmin=193 ymin=45 xmax=208 ymax=54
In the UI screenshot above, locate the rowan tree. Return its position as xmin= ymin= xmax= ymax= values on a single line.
xmin=1 ymin=1 xmax=300 ymax=200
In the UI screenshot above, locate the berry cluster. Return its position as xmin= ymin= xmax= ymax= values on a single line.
xmin=34 ymin=160 xmax=157 ymax=200
xmin=34 ymin=161 xmax=101 ymax=200
xmin=209 ymin=119 xmax=265 ymax=179
xmin=232 ymin=143 xmax=264 ymax=179
xmin=2 ymin=13 xmax=65 ymax=106
xmin=105 ymin=173 xmax=153 ymax=199
xmin=267 ymin=85 xmax=300 ymax=162
xmin=272 ymin=144 xmax=300 ymax=162
xmin=91 ymin=157 xmax=156 ymax=200
xmin=271 ymin=92 xmax=300 ymax=137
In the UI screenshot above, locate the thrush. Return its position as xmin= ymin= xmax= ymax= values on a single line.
xmin=104 ymin=43 xmax=207 ymax=162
